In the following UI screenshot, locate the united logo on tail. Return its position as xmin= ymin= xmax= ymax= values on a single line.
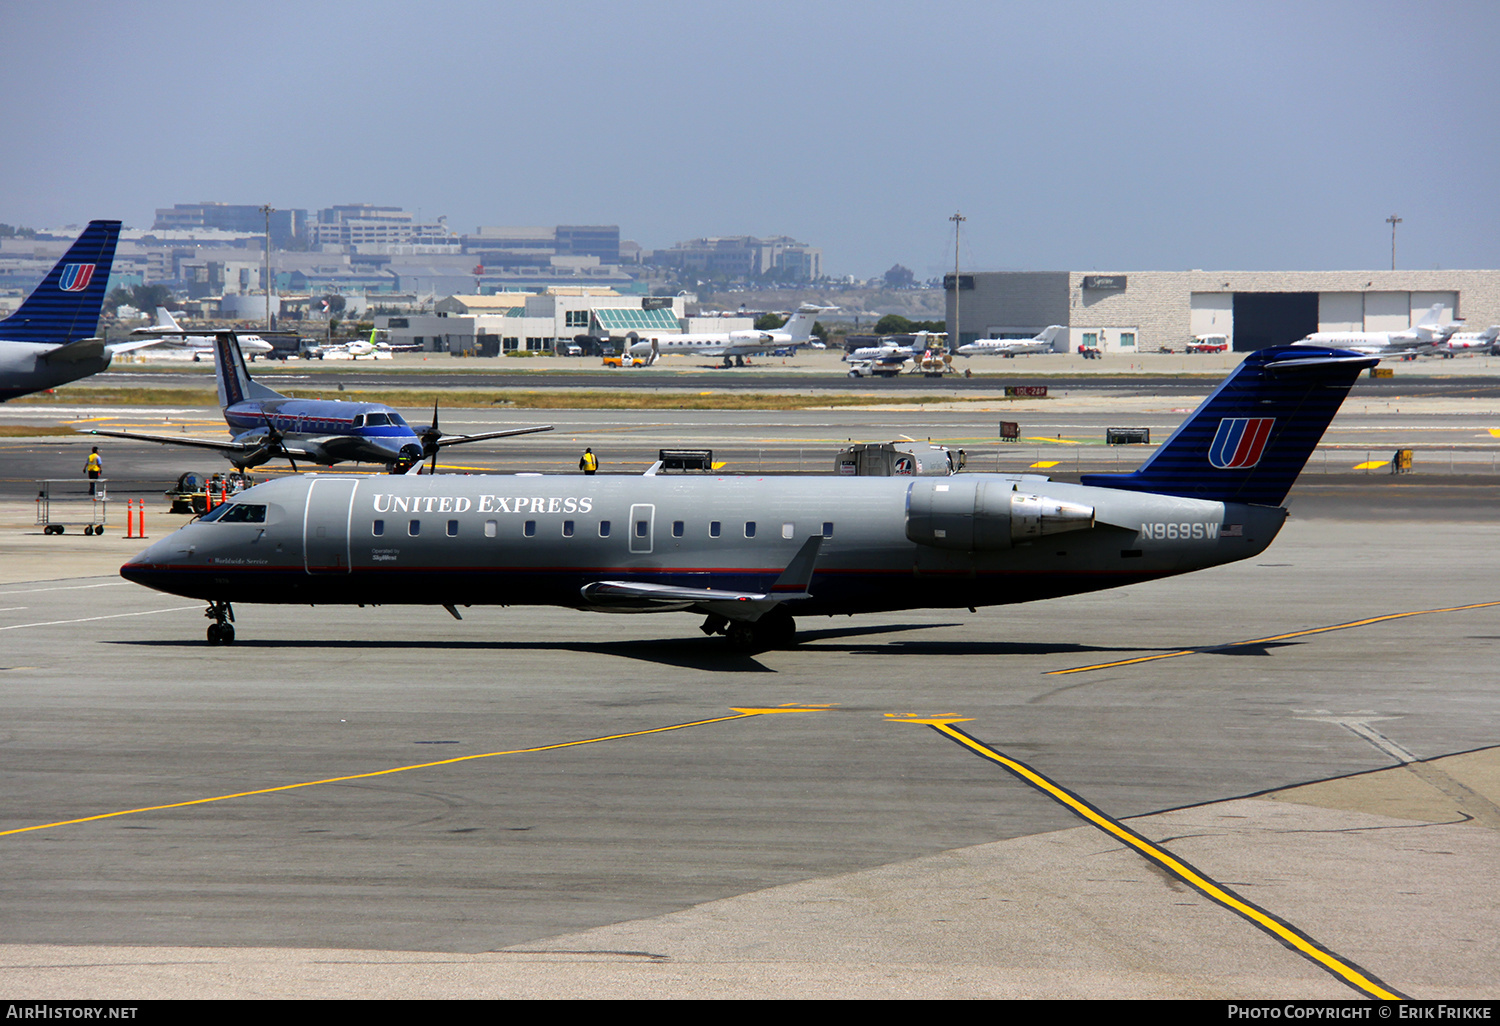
xmin=1208 ymin=417 xmax=1274 ymax=469
xmin=58 ymin=264 xmax=97 ymax=292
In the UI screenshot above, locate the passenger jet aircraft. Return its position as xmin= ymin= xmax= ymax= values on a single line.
xmin=87 ymin=332 xmax=550 ymax=471
xmin=0 ymin=220 xmax=162 ymax=401
xmin=131 ymin=307 xmax=275 ymax=360
xmin=956 ymin=325 xmax=1065 ymax=357
xmin=625 ymin=304 xmax=829 ymax=366
xmin=118 ymin=345 xmax=1377 ymax=649
xmin=1296 ymin=303 xmax=1463 ymax=357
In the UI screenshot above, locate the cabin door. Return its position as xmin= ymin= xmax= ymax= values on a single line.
xmin=304 ymin=478 xmax=357 ymax=573
xmin=628 ymin=503 xmax=655 ymax=554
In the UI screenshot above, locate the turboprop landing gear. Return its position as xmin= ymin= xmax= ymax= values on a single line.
xmin=205 ymin=600 xmax=235 ymax=645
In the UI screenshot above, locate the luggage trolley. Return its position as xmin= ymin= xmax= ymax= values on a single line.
xmin=35 ymin=478 xmax=109 ymax=536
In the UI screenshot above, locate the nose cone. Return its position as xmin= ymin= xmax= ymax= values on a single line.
xmin=120 ymin=534 xmax=196 ymax=596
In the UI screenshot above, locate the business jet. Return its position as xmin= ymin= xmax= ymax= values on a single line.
xmin=626 ymin=304 xmax=831 ymax=367
xmin=301 ymin=329 xmax=420 ymax=360
xmin=843 ymin=334 xmax=933 ymax=377
xmin=956 ymin=325 xmax=1065 ymax=358
xmin=1296 ymin=303 xmax=1463 ymax=357
xmin=1437 ymin=325 xmax=1500 ymax=357
xmin=0 ymin=220 xmax=164 ymax=401
xmin=132 ymin=308 xmax=275 ymax=361
xmin=87 ymin=331 xmax=550 ymax=471
xmin=117 ymin=345 xmax=1378 ymax=650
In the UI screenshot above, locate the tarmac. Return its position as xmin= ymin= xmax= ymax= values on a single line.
xmin=1 ymin=367 xmax=1498 ymax=1000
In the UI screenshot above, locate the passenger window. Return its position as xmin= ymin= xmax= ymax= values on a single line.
xmin=525 ymin=520 xmax=536 ymax=537
xmin=672 ymin=521 xmax=684 ymax=537
xmin=484 ymin=520 xmax=497 ymax=538
xmin=447 ymin=519 xmax=459 ymax=537
xmin=599 ymin=520 xmax=611 ymax=537
xmin=823 ymin=522 xmax=834 ymax=538
xmin=710 ymin=521 xmax=721 ymax=538
xmin=745 ymin=521 xmax=756 ymax=538
xmin=563 ymin=520 xmax=574 ymax=537
xmin=635 ymin=520 xmax=648 ymax=538
xmin=408 ymin=520 xmax=420 ymax=537
xmin=372 ymin=519 xmax=384 ymax=537
xmin=781 ymin=523 xmax=793 ymax=539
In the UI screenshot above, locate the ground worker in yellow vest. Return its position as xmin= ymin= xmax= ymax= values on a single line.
xmin=85 ymin=446 xmax=102 ymax=497
xmin=579 ymin=448 xmax=598 ymax=475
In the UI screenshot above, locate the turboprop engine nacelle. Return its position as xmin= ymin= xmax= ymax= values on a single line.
xmin=905 ymin=477 xmax=1095 ymax=551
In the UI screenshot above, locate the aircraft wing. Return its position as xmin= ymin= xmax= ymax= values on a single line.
xmin=431 ymin=424 xmax=554 ymax=449
xmin=106 ymin=337 xmax=167 ymax=355
xmin=578 ymin=536 xmax=822 ymax=618
xmin=84 ymin=428 xmax=317 ymax=461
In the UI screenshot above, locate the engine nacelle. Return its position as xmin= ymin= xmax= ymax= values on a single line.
xmin=905 ymin=478 xmax=1095 ymax=550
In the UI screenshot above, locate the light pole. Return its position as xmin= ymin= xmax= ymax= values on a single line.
xmin=1385 ymin=213 xmax=1401 ymax=271
xmin=949 ymin=211 xmax=965 ymax=347
xmin=260 ymin=205 xmax=275 ymax=329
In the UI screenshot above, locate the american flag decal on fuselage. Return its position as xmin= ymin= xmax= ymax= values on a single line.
xmin=58 ymin=264 xmax=96 ymax=292
xmin=1208 ymin=417 xmax=1274 ymax=469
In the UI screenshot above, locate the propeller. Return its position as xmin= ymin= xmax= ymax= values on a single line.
xmin=419 ymin=399 xmax=443 ymax=474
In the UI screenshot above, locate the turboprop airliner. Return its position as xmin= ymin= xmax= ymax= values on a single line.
xmin=86 ymin=331 xmax=550 ymax=471
xmin=0 ymin=220 xmax=163 ymax=400
xmin=118 ymin=345 xmax=1377 ymax=648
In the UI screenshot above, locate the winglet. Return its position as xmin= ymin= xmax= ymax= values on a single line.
xmin=770 ymin=535 xmax=823 ymax=595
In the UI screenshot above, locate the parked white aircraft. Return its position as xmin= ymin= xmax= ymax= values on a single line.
xmin=302 ymin=330 xmax=417 ymax=360
xmin=1438 ymin=325 xmax=1500 ymax=356
xmin=1296 ymin=303 xmax=1463 ymax=357
xmin=956 ymin=325 xmax=1065 ymax=357
xmin=132 ymin=308 xmax=275 ymax=361
xmin=626 ymin=304 xmax=832 ymax=367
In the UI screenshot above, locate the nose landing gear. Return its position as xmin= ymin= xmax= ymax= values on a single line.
xmin=205 ymin=600 xmax=235 ymax=645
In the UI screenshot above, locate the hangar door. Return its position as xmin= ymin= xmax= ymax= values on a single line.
xmin=1232 ymin=293 xmax=1318 ymax=351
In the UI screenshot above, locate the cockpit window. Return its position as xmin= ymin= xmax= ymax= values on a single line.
xmin=197 ymin=502 xmax=230 ymax=522
xmin=215 ymin=503 xmax=267 ymax=523
xmin=365 ymin=413 xmax=390 ymax=427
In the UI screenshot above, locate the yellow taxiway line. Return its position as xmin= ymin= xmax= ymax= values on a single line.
xmin=889 ymin=714 xmax=1406 ymax=1001
xmin=1048 ymin=599 xmax=1500 ymax=675
xmin=0 ymin=705 xmax=826 ymax=839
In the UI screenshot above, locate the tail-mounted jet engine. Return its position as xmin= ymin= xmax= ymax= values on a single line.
xmin=905 ymin=478 xmax=1094 ymax=550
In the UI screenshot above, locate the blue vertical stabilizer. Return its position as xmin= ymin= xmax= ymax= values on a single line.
xmin=1079 ymin=346 xmax=1377 ymax=506
xmin=0 ymin=221 xmax=121 ymax=345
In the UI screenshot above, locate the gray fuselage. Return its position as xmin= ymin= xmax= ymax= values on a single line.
xmin=121 ymin=472 xmax=1286 ymax=619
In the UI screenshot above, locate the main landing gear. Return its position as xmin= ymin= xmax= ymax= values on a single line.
xmin=700 ymin=607 xmax=797 ymax=652
xmin=205 ymin=600 xmax=235 ymax=645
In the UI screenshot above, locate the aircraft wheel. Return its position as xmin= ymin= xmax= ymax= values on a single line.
xmin=757 ymin=607 xmax=796 ymax=649
xmin=207 ymin=622 xmax=236 ymax=645
xmin=725 ymin=621 xmax=758 ymax=651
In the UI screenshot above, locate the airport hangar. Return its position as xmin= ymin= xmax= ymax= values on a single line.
xmin=945 ymin=269 xmax=1500 ymax=352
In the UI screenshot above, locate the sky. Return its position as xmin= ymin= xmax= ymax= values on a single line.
xmin=3 ymin=0 xmax=1497 ymax=279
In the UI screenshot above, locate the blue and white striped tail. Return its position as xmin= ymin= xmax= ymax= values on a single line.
xmin=0 ymin=221 xmax=120 ymax=346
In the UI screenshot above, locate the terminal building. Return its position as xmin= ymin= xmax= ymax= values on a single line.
xmin=946 ymin=270 xmax=1500 ymax=353
xmin=375 ymin=290 xmax=696 ymax=356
